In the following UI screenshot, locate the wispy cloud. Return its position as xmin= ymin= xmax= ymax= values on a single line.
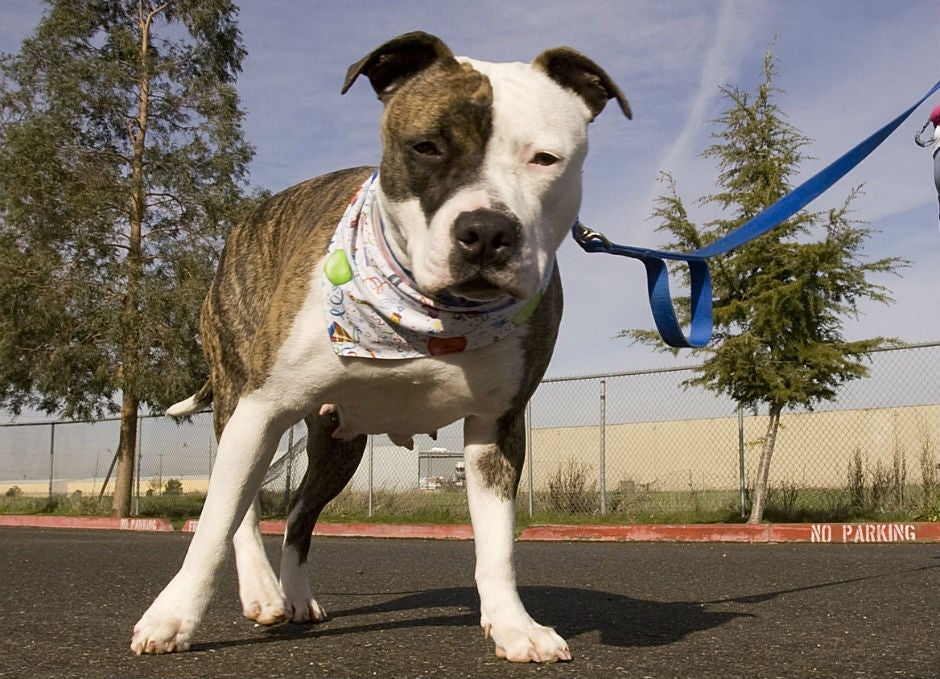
xmin=657 ymin=0 xmax=738 ymax=186
xmin=2 ymin=0 xmax=938 ymax=377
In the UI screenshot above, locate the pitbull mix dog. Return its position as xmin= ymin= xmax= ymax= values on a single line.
xmin=131 ymin=32 xmax=630 ymax=663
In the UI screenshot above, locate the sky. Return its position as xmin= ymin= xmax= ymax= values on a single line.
xmin=2 ymin=0 xmax=940 ymax=384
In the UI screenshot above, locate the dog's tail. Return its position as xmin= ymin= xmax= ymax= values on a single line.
xmin=166 ymin=380 xmax=213 ymax=417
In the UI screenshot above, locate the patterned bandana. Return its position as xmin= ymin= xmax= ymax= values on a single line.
xmin=322 ymin=173 xmax=550 ymax=359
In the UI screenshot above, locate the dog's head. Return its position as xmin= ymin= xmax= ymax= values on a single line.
xmin=343 ymin=31 xmax=630 ymax=303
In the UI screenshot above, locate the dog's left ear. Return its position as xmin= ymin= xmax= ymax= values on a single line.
xmin=342 ymin=31 xmax=455 ymax=101
xmin=533 ymin=47 xmax=632 ymax=121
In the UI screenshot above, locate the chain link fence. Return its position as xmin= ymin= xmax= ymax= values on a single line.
xmin=2 ymin=342 xmax=938 ymax=522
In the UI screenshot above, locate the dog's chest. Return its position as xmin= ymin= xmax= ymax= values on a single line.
xmin=260 ymin=264 xmax=528 ymax=439
xmin=320 ymin=350 xmax=523 ymax=442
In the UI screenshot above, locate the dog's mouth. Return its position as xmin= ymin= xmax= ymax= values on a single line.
xmin=446 ymin=275 xmax=507 ymax=302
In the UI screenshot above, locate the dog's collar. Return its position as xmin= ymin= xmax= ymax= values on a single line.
xmin=322 ymin=172 xmax=550 ymax=359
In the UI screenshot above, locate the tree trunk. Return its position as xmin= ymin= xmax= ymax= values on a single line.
xmin=113 ymin=6 xmax=154 ymax=518
xmin=112 ymin=393 xmax=139 ymax=517
xmin=747 ymin=403 xmax=782 ymax=524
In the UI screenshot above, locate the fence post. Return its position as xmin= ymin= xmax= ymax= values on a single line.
xmin=599 ymin=379 xmax=607 ymax=515
xmin=134 ymin=420 xmax=142 ymax=515
xmin=47 ymin=422 xmax=55 ymax=504
xmin=139 ymin=419 xmax=146 ymax=511
xmin=284 ymin=424 xmax=294 ymax=511
xmin=738 ymin=405 xmax=746 ymax=518
xmin=207 ymin=425 xmax=214 ymax=476
xmin=526 ymin=400 xmax=533 ymax=518
xmin=368 ymin=435 xmax=374 ymax=518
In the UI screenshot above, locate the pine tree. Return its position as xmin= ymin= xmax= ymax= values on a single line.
xmin=0 ymin=1 xmax=259 ymax=516
xmin=624 ymin=50 xmax=907 ymax=523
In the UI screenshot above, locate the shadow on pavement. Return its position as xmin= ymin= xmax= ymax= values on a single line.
xmin=200 ymin=559 xmax=940 ymax=653
xmin=220 ymin=585 xmax=749 ymax=651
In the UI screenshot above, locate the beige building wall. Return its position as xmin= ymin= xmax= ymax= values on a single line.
xmin=3 ymin=476 xmax=212 ymax=498
xmin=530 ymin=404 xmax=939 ymax=492
xmin=5 ymin=405 xmax=937 ymax=497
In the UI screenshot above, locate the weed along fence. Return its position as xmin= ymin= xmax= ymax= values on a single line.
xmin=1 ymin=342 xmax=938 ymax=523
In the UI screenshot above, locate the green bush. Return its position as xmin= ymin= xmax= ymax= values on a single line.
xmin=163 ymin=478 xmax=183 ymax=496
xmin=137 ymin=494 xmax=204 ymax=520
xmin=547 ymin=460 xmax=596 ymax=514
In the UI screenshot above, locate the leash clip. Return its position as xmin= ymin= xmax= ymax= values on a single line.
xmin=573 ymin=222 xmax=612 ymax=250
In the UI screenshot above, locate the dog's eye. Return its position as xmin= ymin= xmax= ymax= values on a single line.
xmin=412 ymin=141 xmax=443 ymax=157
xmin=531 ymin=152 xmax=560 ymax=167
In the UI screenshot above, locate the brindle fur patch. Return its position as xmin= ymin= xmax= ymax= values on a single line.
xmin=378 ymin=61 xmax=493 ymax=222
xmin=473 ymin=263 xmax=563 ymax=499
xmin=199 ymin=167 xmax=374 ymax=435
xmin=532 ymin=47 xmax=632 ymax=120
xmin=284 ymin=411 xmax=367 ymax=562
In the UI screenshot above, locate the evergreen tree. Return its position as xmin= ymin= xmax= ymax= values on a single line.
xmin=624 ymin=51 xmax=906 ymax=523
xmin=0 ymin=1 xmax=258 ymax=516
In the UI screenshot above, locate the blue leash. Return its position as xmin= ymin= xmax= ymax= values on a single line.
xmin=574 ymin=79 xmax=940 ymax=348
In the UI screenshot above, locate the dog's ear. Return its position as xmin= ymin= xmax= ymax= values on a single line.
xmin=343 ymin=31 xmax=455 ymax=101
xmin=533 ymin=47 xmax=632 ymax=121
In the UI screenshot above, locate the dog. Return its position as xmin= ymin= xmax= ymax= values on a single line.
xmin=130 ymin=31 xmax=630 ymax=663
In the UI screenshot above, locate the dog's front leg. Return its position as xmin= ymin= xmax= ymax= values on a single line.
xmin=131 ymin=395 xmax=286 ymax=654
xmin=233 ymin=497 xmax=290 ymax=625
xmin=279 ymin=412 xmax=366 ymax=623
xmin=464 ymin=413 xmax=571 ymax=663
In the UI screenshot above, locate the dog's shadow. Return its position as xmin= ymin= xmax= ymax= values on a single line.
xmin=195 ymin=558 xmax=940 ymax=654
xmin=260 ymin=585 xmax=747 ymax=649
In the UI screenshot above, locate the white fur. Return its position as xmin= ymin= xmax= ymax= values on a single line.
xmin=132 ymin=394 xmax=287 ymax=654
xmin=381 ymin=58 xmax=590 ymax=301
xmin=234 ymin=500 xmax=290 ymax=624
xmin=279 ymin=528 xmax=328 ymax=623
xmin=132 ymin=56 xmax=588 ymax=663
xmin=165 ymin=394 xmax=203 ymax=418
xmin=132 ymin=262 xmax=530 ymax=656
xmin=464 ymin=426 xmax=571 ymax=662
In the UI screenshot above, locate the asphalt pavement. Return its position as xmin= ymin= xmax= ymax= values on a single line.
xmin=0 ymin=527 xmax=937 ymax=678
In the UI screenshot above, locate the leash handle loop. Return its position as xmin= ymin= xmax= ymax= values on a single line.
xmin=574 ymin=78 xmax=940 ymax=349
xmin=573 ymin=224 xmax=713 ymax=347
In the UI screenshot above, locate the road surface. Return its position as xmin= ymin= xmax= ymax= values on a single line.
xmin=0 ymin=527 xmax=937 ymax=678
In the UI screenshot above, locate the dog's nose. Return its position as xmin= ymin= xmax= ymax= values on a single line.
xmin=453 ymin=210 xmax=519 ymax=267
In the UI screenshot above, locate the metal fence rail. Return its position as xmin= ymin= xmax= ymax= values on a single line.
xmin=2 ymin=342 xmax=938 ymax=521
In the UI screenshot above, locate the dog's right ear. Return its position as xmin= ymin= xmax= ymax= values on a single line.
xmin=533 ymin=47 xmax=632 ymax=121
xmin=342 ymin=32 xmax=455 ymax=101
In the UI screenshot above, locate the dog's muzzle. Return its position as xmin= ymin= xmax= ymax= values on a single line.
xmin=323 ymin=173 xmax=549 ymax=359
xmin=449 ymin=209 xmax=522 ymax=298
xmin=453 ymin=210 xmax=519 ymax=268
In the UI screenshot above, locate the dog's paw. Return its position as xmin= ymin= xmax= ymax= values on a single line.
xmin=241 ymin=595 xmax=290 ymax=626
xmin=484 ymin=622 xmax=571 ymax=663
xmin=131 ymin=573 xmax=212 ymax=654
xmin=288 ymin=596 xmax=328 ymax=624
xmin=278 ymin=555 xmax=328 ymax=624
xmin=130 ymin=607 xmax=196 ymax=655
xmin=239 ymin=575 xmax=289 ymax=625
xmin=280 ymin=567 xmax=328 ymax=623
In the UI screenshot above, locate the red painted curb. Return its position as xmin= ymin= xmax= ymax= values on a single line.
xmin=518 ymin=523 xmax=770 ymax=542
xmin=0 ymin=515 xmax=173 ymax=531
xmin=518 ymin=522 xmax=940 ymax=544
xmin=768 ymin=522 xmax=940 ymax=543
xmin=181 ymin=519 xmax=475 ymax=540
xmin=5 ymin=516 xmax=938 ymax=543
